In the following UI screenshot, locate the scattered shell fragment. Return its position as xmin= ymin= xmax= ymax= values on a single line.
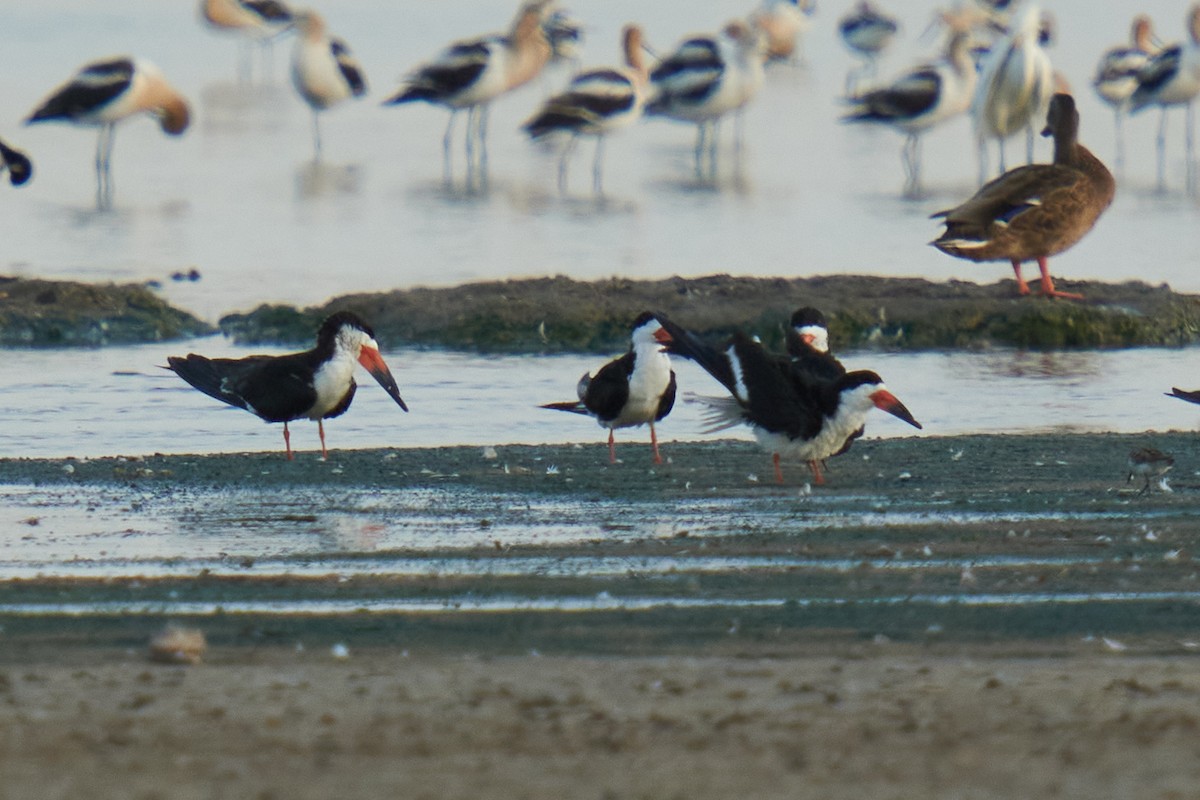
xmin=148 ymin=625 xmax=207 ymax=665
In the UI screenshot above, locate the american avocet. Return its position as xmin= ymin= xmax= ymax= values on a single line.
xmin=1130 ymin=5 xmax=1200 ymax=193
xmin=751 ymin=0 xmax=816 ymax=65
xmin=290 ymin=9 xmax=366 ymax=159
xmin=540 ymin=312 xmax=676 ymax=465
xmin=1094 ymin=15 xmax=1159 ymax=171
xmin=167 ymin=312 xmax=407 ymax=461
xmin=656 ymin=314 xmax=920 ymax=486
xmin=932 ymin=94 xmax=1115 ymax=301
xmin=385 ymin=2 xmax=552 ymax=187
xmin=25 ymin=57 xmax=190 ymax=208
xmin=0 ymin=138 xmax=32 ymax=187
xmin=200 ymin=0 xmax=294 ymax=83
xmin=843 ymin=28 xmax=976 ymax=197
xmin=838 ymin=1 xmax=899 ymax=92
xmin=542 ymin=5 xmax=585 ymax=69
xmin=523 ymin=25 xmax=648 ymax=195
xmin=645 ymin=20 xmax=766 ymax=180
xmin=971 ymin=4 xmax=1054 ymax=182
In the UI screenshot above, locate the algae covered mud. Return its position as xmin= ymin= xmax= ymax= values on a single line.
xmin=2 ymin=432 xmax=1198 ymax=655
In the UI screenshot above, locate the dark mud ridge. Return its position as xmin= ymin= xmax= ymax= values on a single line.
xmin=5 ymin=274 xmax=1200 ymax=351
xmin=0 ymin=276 xmax=214 ymax=346
xmin=220 ymin=275 xmax=1200 ymax=353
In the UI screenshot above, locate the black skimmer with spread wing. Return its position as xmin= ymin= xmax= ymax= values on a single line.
xmin=657 ymin=314 xmax=921 ymax=485
xmin=540 ymin=311 xmax=677 ymax=464
xmin=167 ymin=311 xmax=407 ymax=460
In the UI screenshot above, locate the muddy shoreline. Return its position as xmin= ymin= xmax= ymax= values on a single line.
xmin=3 ymin=432 xmax=1200 ymax=797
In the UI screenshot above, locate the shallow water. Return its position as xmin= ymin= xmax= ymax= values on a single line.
xmin=3 ymin=341 xmax=1200 ymax=459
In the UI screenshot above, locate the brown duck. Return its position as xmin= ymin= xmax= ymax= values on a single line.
xmin=930 ymin=93 xmax=1115 ymax=300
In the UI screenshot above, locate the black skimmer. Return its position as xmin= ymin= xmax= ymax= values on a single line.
xmin=785 ymin=307 xmax=866 ymax=459
xmin=1126 ymin=447 xmax=1174 ymax=496
xmin=0 ymin=138 xmax=32 ymax=187
xmin=1093 ymin=15 xmax=1160 ymax=171
xmin=843 ymin=28 xmax=976 ymax=197
xmin=200 ymin=0 xmax=294 ymax=83
xmin=540 ymin=312 xmax=677 ymax=464
xmin=167 ymin=311 xmax=407 ymax=460
xmin=751 ymin=0 xmax=816 ymax=65
xmin=657 ymin=315 xmax=921 ymax=486
xmin=523 ymin=25 xmax=648 ymax=195
xmin=1130 ymin=6 xmax=1200 ymax=193
xmin=290 ymin=9 xmax=367 ymax=160
xmin=931 ymin=93 xmax=1115 ymax=301
xmin=838 ymin=1 xmax=899 ymax=92
xmin=25 ymin=57 xmax=190 ymax=208
xmin=384 ymin=3 xmax=552 ymax=187
xmin=971 ymin=5 xmax=1055 ymax=182
xmin=645 ymin=20 xmax=766 ymax=181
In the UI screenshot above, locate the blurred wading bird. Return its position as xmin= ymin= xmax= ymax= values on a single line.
xmin=25 ymin=57 xmax=190 ymax=208
xmin=523 ymin=25 xmax=649 ymax=195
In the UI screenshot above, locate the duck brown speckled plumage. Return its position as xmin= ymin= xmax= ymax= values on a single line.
xmin=930 ymin=93 xmax=1115 ymax=300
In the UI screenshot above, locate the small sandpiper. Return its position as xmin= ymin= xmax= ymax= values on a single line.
xmin=1127 ymin=447 xmax=1174 ymax=496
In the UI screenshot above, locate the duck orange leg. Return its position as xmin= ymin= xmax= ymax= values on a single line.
xmin=1035 ymin=257 xmax=1084 ymax=300
xmin=1011 ymin=259 xmax=1031 ymax=296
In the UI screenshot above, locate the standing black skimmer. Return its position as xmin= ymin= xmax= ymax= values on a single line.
xmin=1093 ymin=15 xmax=1160 ymax=171
xmin=645 ymin=20 xmax=766 ymax=181
xmin=540 ymin=312 xmax=677 ymax=464
xmin=167 ymin=311 xmax=407 ymax=461
xmin=1126 ymin=447 xmax=1174 ymax=496
xmin=785 ymin=307 xmax=843 ymax=381
xmin=200 ymin=0 xmax=294 ymax=83
xmin=785 ymin=307 xmax=865 ymax=459
xmin=931 ymin=93 xmax=1115 ymax=301
xmin=657 ymin=315 xmax=921 ymax=486
xmin=25 ymin=57 xmax=190 ymax=208
xmin=1130 ymin=6 xmax=1200 ymax=193
xmin=384 ymin=3 xmax=552 ymax=188
xmin=843 ymin=28 xmax=976 ymax=197
xmin=523 ymin=25 xmax=649 ymax=195
xmin=0 ymin=138 xmax=32 ymax=187
xmin=290 ymin=9 xmax=367 ymax=160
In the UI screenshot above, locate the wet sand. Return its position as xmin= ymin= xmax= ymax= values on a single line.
xmin=2 ymin=432 xmax=1200 ymax=797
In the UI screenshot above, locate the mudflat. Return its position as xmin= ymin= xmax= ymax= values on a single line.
xmin=1 ymin=431 xmax=1199 ymax=798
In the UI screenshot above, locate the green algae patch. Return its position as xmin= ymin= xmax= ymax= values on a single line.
xmin=216 ymin=274 xmax=1200 ymax=353
xmin=0 ymin=276 xmax=215 ymax=347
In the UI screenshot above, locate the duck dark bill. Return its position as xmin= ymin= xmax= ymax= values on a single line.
xmin=870 ymin=389 xmax=922 ymax=429
xmin=358 ymin=345 xmax=408 ymax=411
